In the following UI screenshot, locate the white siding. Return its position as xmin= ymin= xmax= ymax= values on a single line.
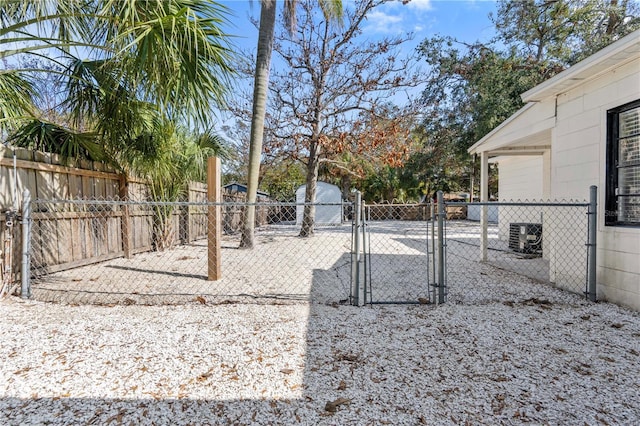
xmin=497 ymin=157 xmax=544 ymax=201
xmin=496 ymin=157 xmax=545 ymax=244
xmin=552 ymin=57 xmax=640 ymax=309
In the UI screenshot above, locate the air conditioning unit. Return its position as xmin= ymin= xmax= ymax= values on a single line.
xmin=509 ymin=223 xmax=542 ymax=254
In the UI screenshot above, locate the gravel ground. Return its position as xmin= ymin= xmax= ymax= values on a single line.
xmin=2 ymin=294 xmax=640 ymax=425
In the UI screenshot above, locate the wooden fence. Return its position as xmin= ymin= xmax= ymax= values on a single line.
xmin=0 ymin=146 xmax=223 ymax=284
xmin=364 ymin=203 xmax=432 ymax=221
xmin=2 ymin=146 xmax=332 ymax=287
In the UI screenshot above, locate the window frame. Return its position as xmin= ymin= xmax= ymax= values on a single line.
xmin=606 ymin=99 xmax=640 ymax=227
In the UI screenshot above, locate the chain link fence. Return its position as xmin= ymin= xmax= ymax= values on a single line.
xmin=441 ymin=199 xmax=594 ymax=305
xmin=1 ymin=209 xmax=21 ymax=297
xmin=354 ymin=196 xmax=595 ymax=306
xmin=27 ymin=199 xmax=354 ymax=305
xmin=17 ymin=190 xmax=597 ymax=308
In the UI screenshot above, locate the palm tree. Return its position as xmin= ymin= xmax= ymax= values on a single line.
xmin=120 ymin=122 xmax=229 ymax=250
xmin=240 ymin=0 xmax=342 ymax=248
xmin=1 ymin=0 xmax=235 ymax=140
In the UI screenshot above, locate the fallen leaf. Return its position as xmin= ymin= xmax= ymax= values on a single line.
xmin=325 ymin=397 xmax=351 ymax=412
xmin=337 ymin=353 xmax=359 ymax=363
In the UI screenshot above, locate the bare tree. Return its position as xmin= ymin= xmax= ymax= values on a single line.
xmin=265 ymin=0 xmax=424 ymax=236
xmin=240 ymin=0 xmax=342 ymax=249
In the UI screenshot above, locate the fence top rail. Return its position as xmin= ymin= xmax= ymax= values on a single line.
xmin=445 ymin=201 xmax=589 ymax=207
xmin=33 ymin=198 xmax=352 ymax=208
xmin=364 ymin=203 xmax=432 ymax=207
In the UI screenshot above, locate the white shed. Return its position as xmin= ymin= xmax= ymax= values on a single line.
xmin=468 ymin=29 xmax=640 ymax=311
xmin=296 ymin=182 xmax=342 ymax=225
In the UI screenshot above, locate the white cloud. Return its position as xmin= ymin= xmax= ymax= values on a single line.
xmin=364 ymin=10 xmax=404 ymax=34
xmin=361 ymin=0 xmax=434 ymax=35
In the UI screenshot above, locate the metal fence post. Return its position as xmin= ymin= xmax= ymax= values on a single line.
xmin=21 ymin=189 xmax=31 ymax=299
xmin=350 ymin=191 xmax=362 ymax=306
xmin=437 ymin=191 xmax=446 ymax=304
xmin=361 ymin=201 xmax=370 ymax=305
xmin=587 ymin=185 xmax=597 ymax=302
xmin=430 ymin=202 xmax=437 ymax=302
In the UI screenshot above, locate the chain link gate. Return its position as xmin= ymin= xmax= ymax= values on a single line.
xmin=348 ymin=187 xmax=598 ymax=307
xmin=348 ymin=192 xmax=437 ymax=305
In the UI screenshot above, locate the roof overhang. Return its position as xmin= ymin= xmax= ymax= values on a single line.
xmin=469 ymin=29 xmax=640 ymax=158
xmin=468 ymin=100 xmax=554 ymax=157
xmin=522 ymin=29 xmax=640 ymax=102
xmin=488 ymin=145 xmax=550 ymax=156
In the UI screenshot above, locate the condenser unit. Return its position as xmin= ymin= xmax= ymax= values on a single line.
xmin=508 ymin=223 xmax=542 ymax=255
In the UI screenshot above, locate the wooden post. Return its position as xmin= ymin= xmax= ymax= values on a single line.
xmin=207 ymin=157 xmax=221 ymax=280
xmin=119 ymin=174 xmax=132 ymax=259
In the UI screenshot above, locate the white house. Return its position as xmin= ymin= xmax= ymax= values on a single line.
xmin=296 ymin=181 xmax=343 ymax=225
xmin=468 ymin=29 xmax=640 ymax=310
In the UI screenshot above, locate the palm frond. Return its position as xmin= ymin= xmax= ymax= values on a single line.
xmin=0 ymin=1 xmax=100 ymax=56
xmin=103 ymin=0 xmax=236 ymax=126
xmin=0 ymin=70 xmax=36 ymax=131
xmin=60 ymin=58 xmax=105 ymax=128
xmin=196 ymin=129 xmax=230 ymax=159
xmin=7 ymin=118 xmax=104 ymax=161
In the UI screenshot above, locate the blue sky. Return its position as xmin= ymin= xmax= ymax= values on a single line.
xmin=221 ymin=0 xmax=499 ymax=55
xmin=216 ymin=0 xmax=500 ymax=124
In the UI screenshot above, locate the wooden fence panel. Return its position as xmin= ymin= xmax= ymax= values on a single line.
xmin=187 ymin=182 xmax=208 ymax=241
xmin=56 ymin=219 xmax=74 ymax=264
xmin=2 ymin=147 xmax=250 ymax=283
xmin=71 ymin=218 xmax=85 ymax=262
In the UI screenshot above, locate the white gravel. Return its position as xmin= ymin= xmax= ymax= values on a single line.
xmin=2 ymin=294 xmax=640 ymax=425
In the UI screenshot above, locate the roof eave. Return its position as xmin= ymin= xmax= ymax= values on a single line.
xmin=467 ymin=103 xmax=535 ymax=154
xmin=521 ymin=29 xmax=640 ymax=102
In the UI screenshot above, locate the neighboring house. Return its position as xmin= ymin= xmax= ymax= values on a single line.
xmin=223 ymin=183 xmax=270 ymax=201
xmin=468 ymin=29 xmax=640 ymax=310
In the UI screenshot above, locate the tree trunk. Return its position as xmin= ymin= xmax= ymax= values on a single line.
xmin=240 ymin=0 xmax=276 ymax=249
xmin=605 ymin=0 xmax=621 ymax=36
xmin=340 ymin=175 xmax=351 ymax=200
xmin=300 ymin=141 xmax=320 ymax=237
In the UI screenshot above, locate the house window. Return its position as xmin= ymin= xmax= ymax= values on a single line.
xmin=607 ymin=100 xmax=640 ymax=226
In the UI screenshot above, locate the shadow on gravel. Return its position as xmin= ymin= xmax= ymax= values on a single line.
xmin=0 ymin=222 xmax=597 ymax=424
xmin=2 ymin=247 xmax=640 ymax=425
xmin=0 ymin=243 xmax=435 ymax=425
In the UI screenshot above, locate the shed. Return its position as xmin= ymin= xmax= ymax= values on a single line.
xmin=296 ymin=182 xmax=342 ymax=225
